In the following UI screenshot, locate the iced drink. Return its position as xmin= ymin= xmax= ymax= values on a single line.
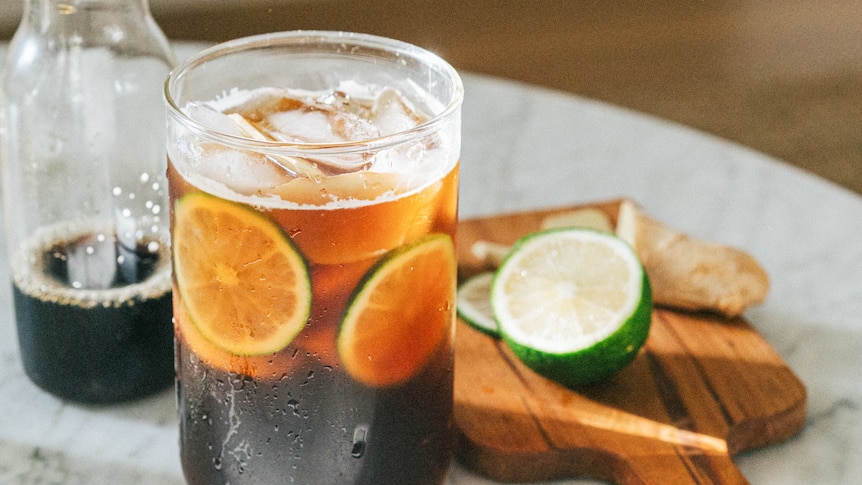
xmin=165 ymin=32 xmax=463 ymax=484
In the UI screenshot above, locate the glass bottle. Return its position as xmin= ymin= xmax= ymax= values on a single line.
xmin=0 ymin=0 xmax=176 ymax=403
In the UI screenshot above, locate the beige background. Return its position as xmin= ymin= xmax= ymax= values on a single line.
xmin=3 ymin=0 xmax=861 ymax=195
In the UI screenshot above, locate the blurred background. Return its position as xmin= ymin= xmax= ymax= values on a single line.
xmin=3 ymin=0 xmax=861 ymax=194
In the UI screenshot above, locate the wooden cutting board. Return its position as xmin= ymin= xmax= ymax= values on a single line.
xmin=452 ymin=200 xmax=807 ymax=485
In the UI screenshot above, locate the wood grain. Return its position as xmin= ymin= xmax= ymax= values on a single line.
xmin=452 ymin=200 xmax=807 ymax=484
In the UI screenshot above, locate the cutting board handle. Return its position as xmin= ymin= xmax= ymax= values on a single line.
xmin=612 ymin=444 xmax=750 ymax=484
xmin=456 ymin=427 xmax=750 ymax=484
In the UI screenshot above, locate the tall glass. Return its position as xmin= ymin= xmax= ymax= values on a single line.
xmin=165 ymin=31 xmax=462 ymax=484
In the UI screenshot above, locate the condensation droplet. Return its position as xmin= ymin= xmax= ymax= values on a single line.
xmin=351 ymin=424 xmax=369 ymax=458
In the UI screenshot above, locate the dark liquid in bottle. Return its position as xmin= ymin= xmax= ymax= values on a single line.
xmin=11 ymin=231 xmax=173 ymax=403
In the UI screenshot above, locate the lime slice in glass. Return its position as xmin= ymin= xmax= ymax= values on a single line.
xmin=338 ymin=234 xmax=456 ymax=388
xmin=173 ymin=192 xmax=312 ymax=357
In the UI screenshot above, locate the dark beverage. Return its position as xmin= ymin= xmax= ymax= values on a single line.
xmin=176 ymin=314 xmax=454 ymax=484
xmin=170 ymin=158 xmax=458 ymax=484
xmin=10 ymin=228 xmax=173 ymax=403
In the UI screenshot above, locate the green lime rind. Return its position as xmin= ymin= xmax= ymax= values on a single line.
xmin=457 ymin=272 xmax=500 ymax=338
xmin=340 ymin=233 xmax=455 ymax=328
xmin=492 ymin=228 xmax=653 ymax=388
xmin=503 ymin=270 xmax=651 ymax=388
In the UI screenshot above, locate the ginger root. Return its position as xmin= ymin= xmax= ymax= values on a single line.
xmin=615 ymin=199 xmax=769 ymax=317
xmin=470 ymin=201 xmax=770 ymax=318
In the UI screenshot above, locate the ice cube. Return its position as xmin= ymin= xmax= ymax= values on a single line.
xmin=182 ymin=102 xmax=244 ymax=136
xmin=221 ymin=88 xmax=379 ymax=144
xmin=222 ymin=88 xmax=304 ymax=120
xmin=195 ymin=144 xmax=291 ymax=196
xmin=370 ymin=88 xmax=425 ymax=136
xmin=315 ymin=89 xmax=369 ymax=118
xmin=264 ymin=103 xmax=379 ymax=144
xmin=273 ymin=171 xmax=405 ymax=205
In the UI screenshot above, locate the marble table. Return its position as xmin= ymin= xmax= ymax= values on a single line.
xmin=2 ymin=42 xmax=860 ymax=485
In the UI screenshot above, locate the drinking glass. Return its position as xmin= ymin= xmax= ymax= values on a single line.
xmin=165 ymin=31 xmax=462 ymax=484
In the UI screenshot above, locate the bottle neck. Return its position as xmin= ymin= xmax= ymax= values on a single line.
xmin=23 ymin=0 xmax=151 ymax=16
xmin=15 ymin=0 xmax=173 ymax=63
xmin=21 ymin=0 xmax=153 ymax=32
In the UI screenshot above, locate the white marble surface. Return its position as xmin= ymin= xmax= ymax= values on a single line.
xmin=2 ymin=42 xmax=861 ymax=484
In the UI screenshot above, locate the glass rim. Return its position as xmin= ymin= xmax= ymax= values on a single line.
xmin=164 ymin=30 xmax=464 ymax=155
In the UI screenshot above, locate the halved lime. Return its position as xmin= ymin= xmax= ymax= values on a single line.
xmin=173 ymin=192 xmax=312 ymax=357
xmin=492 ymin=228 xmax=652 ymax=387
xmin=338 ymin=234 xmax=456 ymax=388
xmin=457 ymin=272 xmax=500 ymax=337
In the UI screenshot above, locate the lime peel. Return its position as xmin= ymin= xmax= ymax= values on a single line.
xmin=491 ymin=228 xmax=652 ymax=387
xmin=457 ymin=271 xmax=499 ymax=337
xmin=338 ymin=233 xmax=456 ymax=388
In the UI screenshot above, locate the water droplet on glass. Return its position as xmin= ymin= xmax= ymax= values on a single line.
xmin=351 ymin=424 xmax=369 ymax=458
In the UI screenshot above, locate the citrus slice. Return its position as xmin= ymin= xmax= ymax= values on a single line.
xmin=457 ymin=272 xmax=500 ymax=337
xmin=173 ymin=287 xmax=305 ymax=378
xmin=173 ymin=192 xmax=312 ymax=356
xmin=492 ymin=228 xmax=652 ymax=387
xmin=338 ymin=234 xmax=456 ymax=388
